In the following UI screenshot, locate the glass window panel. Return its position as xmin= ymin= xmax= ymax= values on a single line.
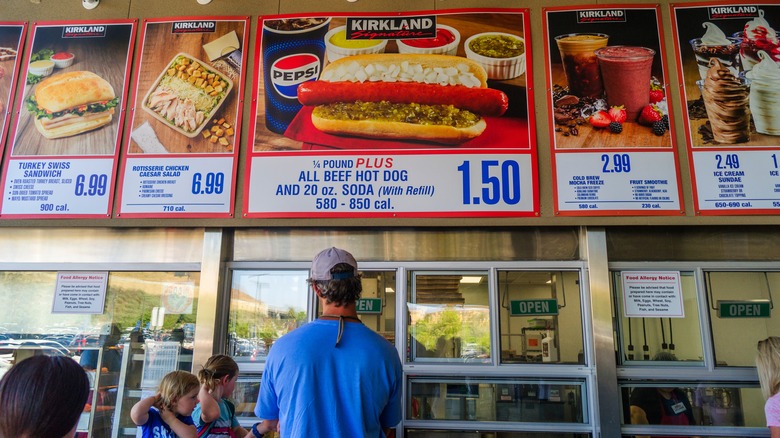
xmin=407 ymin=432 xmax=590 ymax=438
xmin=228 ymin=270 xmax=309 ymax=363
xmin=612 ymin=271 xmax=703 ymax=364
xmin=498 ymin=271 xmax=584 ymax=364
xmin=706 ymin=271 xmax=780 ymax=367
xmin=408 ymin=377 xmax=587 ymax=424
xmin=621 ymin=383 xmax=763 ymax=428
xmin=0 ymin=271 xmax=200 ymax=438
xmin=350 ymin=270 xmax=396 ymax=343
xmin=233 ymin=374 xmax=263 ymax=420
xmin=408 ymin=272 xmax=490 ymax=363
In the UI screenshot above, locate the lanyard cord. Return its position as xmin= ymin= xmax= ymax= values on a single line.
xmin=320 ymin=314 xmax=362 ymax=346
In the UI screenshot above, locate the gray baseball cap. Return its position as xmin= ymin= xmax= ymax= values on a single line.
xmin=310 ymin=247 xmax=358 ymax=281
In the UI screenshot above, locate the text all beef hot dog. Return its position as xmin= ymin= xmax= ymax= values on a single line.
xmin=297 ymin=53 xmax=509 ymax=144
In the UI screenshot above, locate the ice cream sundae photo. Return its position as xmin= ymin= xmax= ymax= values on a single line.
xmin=738 ymin=9 xmax=780 ymax=71
xmin=701 ymin=58 xmax=751 ymax=144
xmin=690 ymin=22 xmax=741 ymax=79
xmin=746 ymin=50 xmax=780 ymax=135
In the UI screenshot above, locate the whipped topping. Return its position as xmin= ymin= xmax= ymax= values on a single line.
xmin=747 ymin=50 xmax=780 ymax=135
xmin=745 ymin=9 xmax=778 ymax=45
xmin=700 ymin=22 xmax=731 ymax=46
xmin=701 ymin=58 xmax=750 ymax=143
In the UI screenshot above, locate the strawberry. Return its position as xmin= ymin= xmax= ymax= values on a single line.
xmin=607 ymin=106 xmax=627 ymax=123
xmin=649 ymin=84 xmax=665 ymax=104
xmin=589 ymin=110 xmax=611 ymax=128
xmin=638 ymin=104 xmax=663 ymax=126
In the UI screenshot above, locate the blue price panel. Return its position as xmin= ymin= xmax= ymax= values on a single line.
xmin=1 ymin=158 xmax=115 ymax=217
xmin=692 ymin=150 xmax=780 ymax=213
xmin=555 ymin=151 xmax=681 ymax=214
xmin=118 ymin=156 xmax=234 ymax=216
xmin=246 ymin=153 xmax=537 ymax=216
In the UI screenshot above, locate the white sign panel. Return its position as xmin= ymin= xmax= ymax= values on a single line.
xmin=621 ymin=271 xmax=684 ymax=318
xmin=556 ymin=152 xmax=681 ymax=212
xmin=247 ymin=153 xmax=535 ymax=216
xmin=119 ymin=157 xmax=234 ymax=215
xmin=692 ymin=150 xmax=780 ymax=212
xmin=2 ymin=158 xmax=114 ymax=216
xmin=52 ymin=271 xmax=108 ymax=314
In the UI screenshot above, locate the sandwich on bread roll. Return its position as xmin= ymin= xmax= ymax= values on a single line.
xmin=26 ymin=71 xmax=118 ymax=139
xmin=297 ymin=54 xmax=508 ymax=144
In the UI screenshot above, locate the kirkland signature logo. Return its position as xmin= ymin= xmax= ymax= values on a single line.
xmin=577 ymin=10 xmax=626 ymax=23
xmin=62 ymin=25 xmax=107 ymax=38
xmin=346 ymin=15 xmax=436 ymax=39
xmin=708 ymin=6 xmax=760 ymax=20
xmin=172 ymin=21 xmax=217 ymax=33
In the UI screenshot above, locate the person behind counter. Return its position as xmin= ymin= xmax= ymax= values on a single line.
xmin=253 ymin=247 xmax=403 ymax=438
xmin=629 ymin=352 xmax=696 ymax=438
xmin=757 ymin=336 xmax=780 ymax=437
xmin=0 ymin=355 xmax=90 ymax=438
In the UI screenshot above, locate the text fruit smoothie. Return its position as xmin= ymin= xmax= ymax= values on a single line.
xmin=555 ymin=33 xmax=609 ymax=98
xmin=595 ymin=46 xmax=655 ymax=120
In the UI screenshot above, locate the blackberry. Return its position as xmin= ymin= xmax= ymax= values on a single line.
xmin=652 ymin=120 xmax=666 ymax=136
xmin=609 ymin=121 xmax=623 ymax=133
xmin=661 ymin=114 xmax=669 ymax=129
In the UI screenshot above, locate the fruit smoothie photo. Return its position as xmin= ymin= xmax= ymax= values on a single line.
xmin=595 ymin=46 xmax=655 ymax=120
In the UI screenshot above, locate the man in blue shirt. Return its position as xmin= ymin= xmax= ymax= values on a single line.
xmin=253 ymin=247 xmax=402 ymax=438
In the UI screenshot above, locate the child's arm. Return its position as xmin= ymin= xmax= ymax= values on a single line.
xmin=232 ymin=424 xmax=249 ymax=437
xmin=129 ymin=394 xmax=158 ymax=426
xmin=159 ymin=408 xmax=197 ymax=438
xmin=242 ymin=420 xmax=278 ymax=438
xmin=198 ymin=383 xmax=222 ymax=422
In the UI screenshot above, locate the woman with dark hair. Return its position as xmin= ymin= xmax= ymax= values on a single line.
xmin=0 ymin=355 xmax=90 ymax=438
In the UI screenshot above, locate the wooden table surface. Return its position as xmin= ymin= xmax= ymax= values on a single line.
xmin=129 ymin=21 xmax=245 ymax=154
xmin=253 ymin=13 xmax=528 ymax=152
xmin=12 ymin=37 xmax=130 ymax=156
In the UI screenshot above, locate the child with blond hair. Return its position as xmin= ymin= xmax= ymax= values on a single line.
xmin=757 ymin=337 xmax=780 ymax=437
xmin=131 ymin=370 xmax=200 ymax=438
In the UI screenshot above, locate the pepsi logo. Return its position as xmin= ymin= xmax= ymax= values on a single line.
xmin=271 ymin=53 xmax=321 ymax=99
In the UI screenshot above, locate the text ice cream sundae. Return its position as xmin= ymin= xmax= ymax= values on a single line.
xmin=740 ymin=9 xmax=780 ymax=71
xmin=690 ymin=22 xmax=741 ymax=79
xmin=746 ymin=50 xmax=780 ymax=135
xmin=701 ymin=58 xmax=750 ymax=144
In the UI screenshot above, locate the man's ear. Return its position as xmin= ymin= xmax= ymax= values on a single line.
xmin=312 ymin=282 xmax=324 ymax=298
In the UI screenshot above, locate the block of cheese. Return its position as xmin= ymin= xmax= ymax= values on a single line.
xmin=202 ymin=31 xmax=240 ymax=62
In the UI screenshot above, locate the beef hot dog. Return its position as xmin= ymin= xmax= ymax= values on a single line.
xmin=298 ymin=54 xmax=509 ymax=144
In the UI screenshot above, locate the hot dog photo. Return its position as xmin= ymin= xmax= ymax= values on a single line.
xmin=252 ymin=12 xmax=534 ymax=151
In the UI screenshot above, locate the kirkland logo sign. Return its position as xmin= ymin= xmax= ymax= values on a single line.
xmin=62 ymin=25 xmax=106 ymax=38
xmin=172 ymin=21 xmax=217 ymax=34
xmin=718 ymin=300 xmax=771 ymax=318
xmin=346 ymin=15 xmax=436 ymax=40
xmin=577 ymin=10 xmax=626 ymax=23
xmin=708 ymin=6 xmax=760 ymax=20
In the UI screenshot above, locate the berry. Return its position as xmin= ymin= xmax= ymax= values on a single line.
xmin=608 ymin=105 xmax=627 ymax=123
xmin=609 ymin=121 xmax=623 ymax=133
xmin=589 ymin=110 xmax=611 ymax=128
xmin=649 ymin=80 xmax=665 ymax=103
xmin=652 ymin=120 xmax=666 ymax=136
xmin=638 ymin=104 xmax=663 ymax=126
xmin=661 ymin=114 xmax=670 ymax=129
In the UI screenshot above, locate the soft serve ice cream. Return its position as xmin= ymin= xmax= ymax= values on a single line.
xmin=690 ymin=22 xmax=741 ymax=79
xmin=746 ymin=50 xmax=780 ymax=135
xmin=701 ymin=58 xmax=751 ymax=144
xmin=740 ymin=9 xmax=780 ymax=71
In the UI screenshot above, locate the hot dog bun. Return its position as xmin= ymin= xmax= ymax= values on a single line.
xmin=304 ymin=54 xmax=505 ymax=144
xmin=34 ymin=71 xmax=115 ymax=113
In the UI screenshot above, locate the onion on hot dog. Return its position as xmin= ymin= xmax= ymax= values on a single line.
xmin=297 ymin=54 xmax=508 ymax=144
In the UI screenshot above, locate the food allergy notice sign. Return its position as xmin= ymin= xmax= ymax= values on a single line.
xmin=52 ymin=271 xmax=108 ymax=314
xmin=621 ymin=271 xmax=684 ymax=318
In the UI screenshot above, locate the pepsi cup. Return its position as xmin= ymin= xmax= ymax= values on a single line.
xmin=261 ymin=17 xmax=331 ymax=134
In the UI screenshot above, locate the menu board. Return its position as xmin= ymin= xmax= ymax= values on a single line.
xmin=116 ymin=17 xmax=248 ymax=218
xmin=671 ymin=3 xmax=780 ymax=215
xmin=544 ymin=5 xmax=684 ymax=216
xmin=245 ymin=10 xmax=538 ymax=218
xmin=0 ymin=20 xmax=135 ymax=218
xmin=0 ymin=23 xmax=26 ymax=154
